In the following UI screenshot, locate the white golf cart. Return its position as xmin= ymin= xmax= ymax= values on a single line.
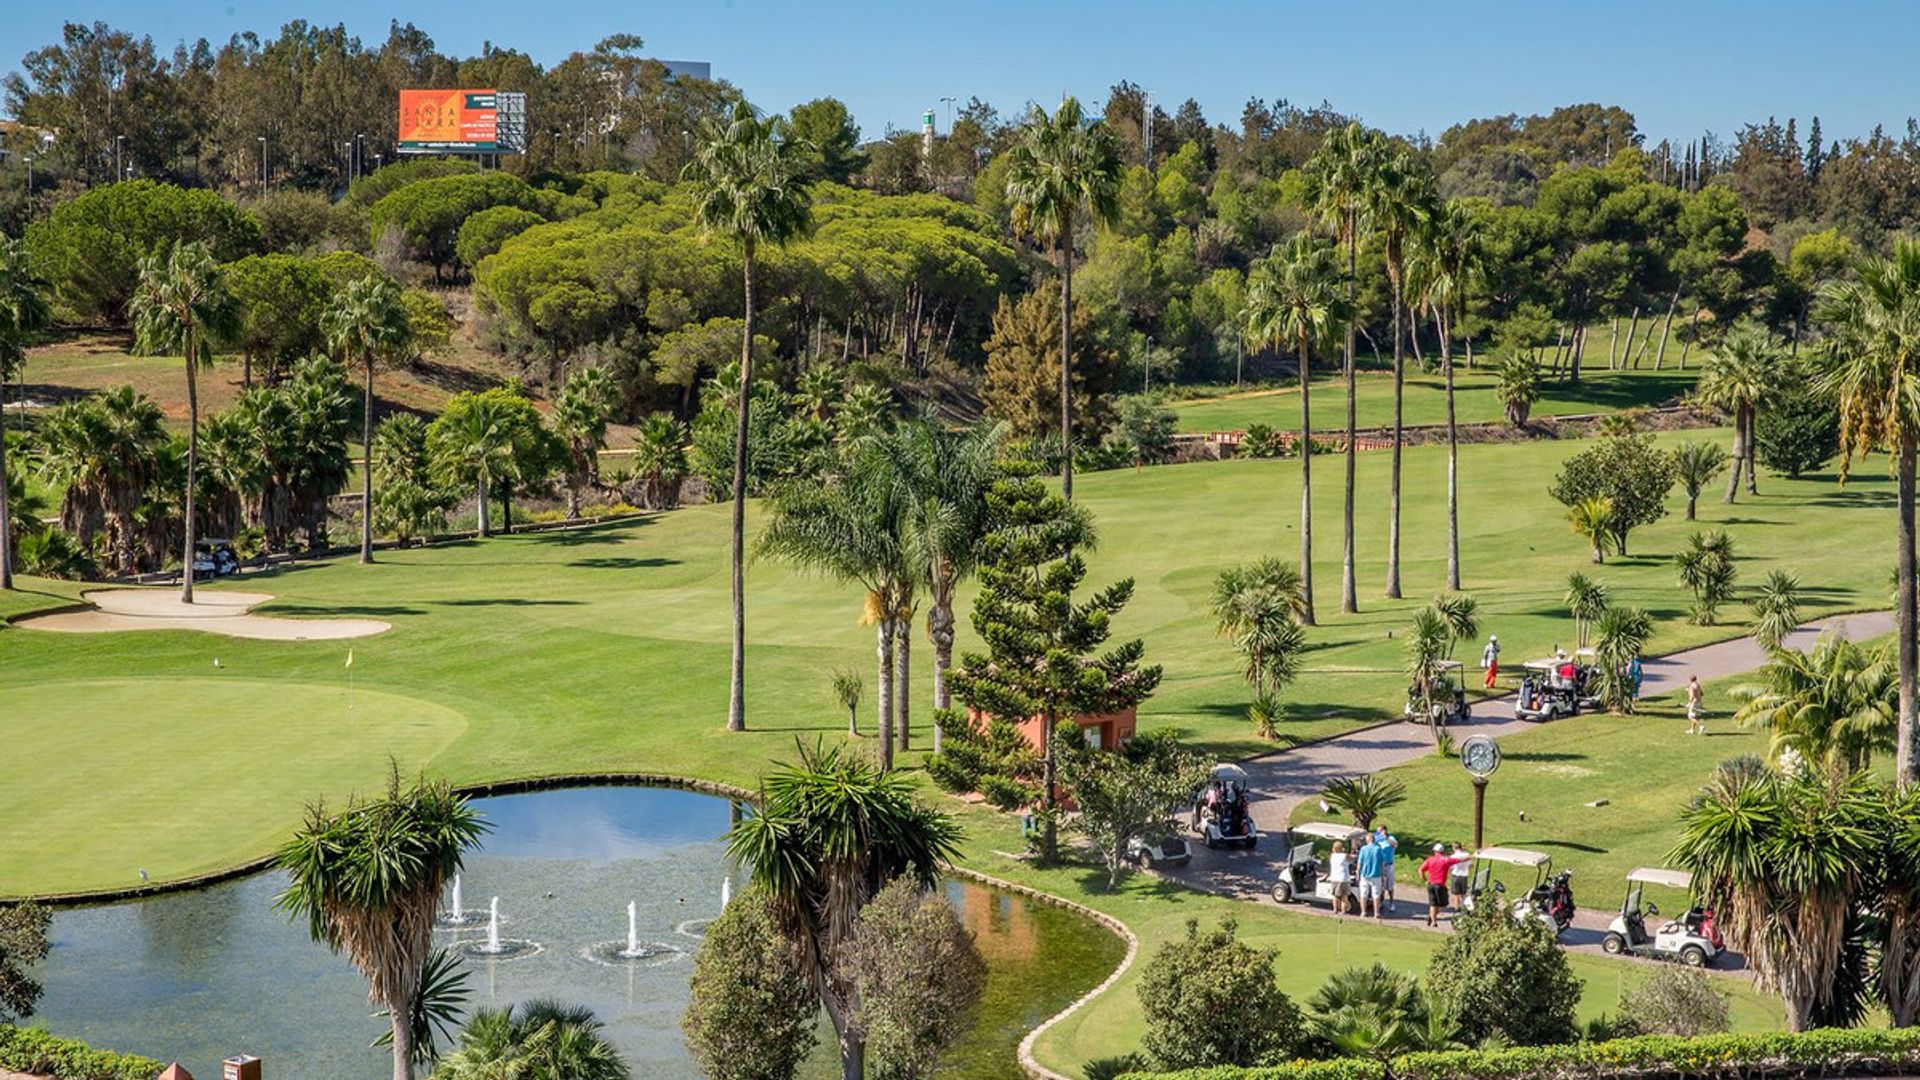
xmin=1269 ymin=821 xmax=1367 ymax=912
xmin=1514 ymin=656 xmax=1583 ymax=721
xmin=1601 ymin=868 xmax=1724 ymax=967
xmin=1462 ymin=846 xmax=1577 ymax=934
xmin=1405 ymin=660 xmax=1471 ymax=725
xmin=1190 ymin=764 xmax=1259 ymax=850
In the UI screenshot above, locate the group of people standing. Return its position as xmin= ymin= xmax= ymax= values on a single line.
xmin=1324 ymin=829 xmax=1475 ymax=927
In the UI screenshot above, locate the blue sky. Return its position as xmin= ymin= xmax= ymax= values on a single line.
xmin=6 ymin=1 xmax=1915 ymax=147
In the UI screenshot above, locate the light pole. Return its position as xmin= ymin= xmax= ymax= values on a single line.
xmin=940 ymin=95 xmax=957 ymax=133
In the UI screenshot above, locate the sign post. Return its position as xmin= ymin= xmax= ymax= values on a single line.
xmin=1459 ymin=735 xmax=1501 ymax=850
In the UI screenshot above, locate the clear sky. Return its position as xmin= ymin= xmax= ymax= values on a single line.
xmin=5 ymin=0 xmax=1916 ymax=147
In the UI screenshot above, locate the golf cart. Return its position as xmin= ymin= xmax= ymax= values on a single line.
xmin=1126 ymin=831 xmax=1192 ymax=870
xmin=1462 ymin=846 xmax=1576 ymax=934
xmin=190 ymin=538 xmax=240 ymax=580
xmin=1191 ymin=764 xmax=1259 ymax=850
xmin=1601 ymin=868 xmax=1724 ymax=967
xmin=1269 ymin=821 xmax=1366 ymax=912
xmin=1406 ymin=660 xmax=1471 ymax=725
xmin=1513 ymin=653 xmax=1594 ymax=721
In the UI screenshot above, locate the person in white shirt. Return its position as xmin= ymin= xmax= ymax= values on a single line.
xmin=1327 ymin=840 xmax=1354 ymax=917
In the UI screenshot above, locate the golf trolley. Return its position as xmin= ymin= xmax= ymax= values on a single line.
xmin=1269 ymin=821 xmax=1368 ymax=912
xmin=1601 ymin=867 xmax=1724 ymax=967
xmin=1462 ymin=846 xmax=1576 ymax=935
xmin=1406 ymin=659 xmax=1472 ymax=725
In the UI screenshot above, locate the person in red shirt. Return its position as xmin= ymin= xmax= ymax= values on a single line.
xmin=1420 ymin=844 xmax=1472 ymax=926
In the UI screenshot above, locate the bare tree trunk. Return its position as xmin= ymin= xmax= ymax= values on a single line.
xmin=1386 ymin=272 xmax=1405 ymax=600
xmin=1724 ymin=406 xmax=1746 ymax=503
xmin=1622 ymin=307 xmax=1641 ymax=368
xmin=182 ymin=333 xmax=200 ymax=604
xmin=1551 ymin=325 xmax=1567 ymax=374
xmin=1568 ymin=323 xmax=1585 ymax=386
xmin=1680 ymin=310 xmax=1701 ymax=369
xmin=1297 ymin=331 xmax=1315 ymax=625
xmin=1745 ymin=410 xmax=1759 ymax=495
xmin=728 ymin=246 xmax=755 ymax=733
xmin=0 ymin=370 xmax=11 ymax=589
xmin=1342 ymin=214 xmax=1359 ymax=615
xmin=1899 ymin=433 xmax=1918 ymax=791
xmin=1442 ymin=309 xmax=1461 ymax=591
xmin=1655 ymin=289 xmax=1681 ymax=370
xmin=361 ymin=356 xmax=376 ymax=564
xmin=1607 ymin=315 xmax=1620 ymax=368
xmin=476 ymin=477 xmax=490 ymax=537
xmin=389 ymin=1005 xmax=415 ymax=1080
xmin=895 ymin=614 xmax=911 ymax=752
xmin=876 ymin=613 xmax=895 ymax=771
xmin=1059 ymin=239 xmax=1076 ymax=500
xmin=930 ymin=579 xmax=955 ymax=752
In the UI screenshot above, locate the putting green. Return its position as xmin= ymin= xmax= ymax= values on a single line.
xmin=0 ymin=678 xmax=466 ymax=896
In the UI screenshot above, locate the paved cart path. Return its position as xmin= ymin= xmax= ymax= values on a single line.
xmin=1164 ymin=609 xmax=1896 ymax=965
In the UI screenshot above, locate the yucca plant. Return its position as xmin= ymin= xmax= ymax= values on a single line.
xmin=1749 ymin=569 xmax=1803 ymax=651
xmin=1320 ymin=775 xmax=1408 ymax=831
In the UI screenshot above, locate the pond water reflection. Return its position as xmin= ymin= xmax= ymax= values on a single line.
xmin=33 ymin=785 xmax=1121 ymax=1079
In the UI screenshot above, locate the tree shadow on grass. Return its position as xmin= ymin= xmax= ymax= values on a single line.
xmin=426 ymin=597 xmax=585 ymax=608
xmin=267 ymin=603 xmax=426 ymax=617
xmin=569 ymin=556 xmax=681 ymax=570
xmin=1503 ymin=751 xmax=1590 ymax=763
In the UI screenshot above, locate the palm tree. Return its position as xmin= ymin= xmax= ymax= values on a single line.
xmin=1304 ymin=123 xmax=1384 ymax=614
xmin=432 ymin=1000 xmax=627 ymax=1080
xmin=1407 ymin=605 xmax=1452 ymax=745
xmin=1671 ymin=760 xmax=1879 ymax=1031
xmin=321 ymin=273 xmax=411 ymax=564
xmin=1564 ymin=572 xmax=1609 ymax=649
xmin=685 ymin=99 xmax=816 ymax=735
xmin=427 ymin=395 xmax=515 ymax=538
xmin=757 ymin=442 xmax=913 ymax=769
xmin=1734 ymin=633 xmax=1895 ymax=775
xmin=1004 ymin=97 xmax=1123 ymax=503
xmin=1567 ymin=496 xmax=1615 ymax=564
xmin=552 ymin=367 xmax=617 ymax=520
xmin=1750 ymin=569 xmax=1804 ymax=651
xmin=879 ymin=419 xmax=1002 ymax=751
xmin=1243 ymin=232 xmax=1348 ymax=625
xmin=1319 ymin=775 xmax=1407 ymax=831
xmin=727 ymin=741 xmax=962 ymax=1080
xmin=1496 ymin=355 xmax=1540 ymax=427
xmin=831 ymin=668 xmax=862 ymax=737
xmin=1671 ymin=441 xmax=1729 ymax=521
xmin=1433 ymin=593 xmax=1479 ymax=659
xmin=35 ymin=389 xmax=167 ymax=572
xmin=130 ymin=241 xmax=235 ymax=602
xmin=275 ymin=773 xmax=488 ymax=1080
xmin=1367 ymin=149 xmax=1435 ymax=600
xmin=1592 ymin=604 xmax=1653 ymax=713
xmin=1820 ymin=241 xmax=1920 ymax=789
xmin=1698 ymin=321 xmax=1783 ymax=503
xmin=0 ymin=239 xmax=50 ymax=590
xmin=1416 ymin=201 xmax=1482 ymax=591
xmin=629 ymin=414 xmax=687 ymax=510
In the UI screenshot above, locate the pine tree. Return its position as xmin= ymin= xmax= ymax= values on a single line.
xmin=1806 ymin=116 xmax=1825 ymax=177
xmin=945 ymin=467 xmax=1162 ymax=861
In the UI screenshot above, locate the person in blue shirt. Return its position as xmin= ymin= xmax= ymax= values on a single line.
xmin=1374 ymin=826 xmax=1400 ymax=914
xmin=1355 ymin=832 xmax=1387 ymax=919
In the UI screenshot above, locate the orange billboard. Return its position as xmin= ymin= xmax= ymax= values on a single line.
xmin=398 ymin=89 xmax=507 ymax=151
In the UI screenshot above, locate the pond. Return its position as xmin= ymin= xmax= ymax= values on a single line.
xmin=32 ymin=785 xmax=1123 ymax=1079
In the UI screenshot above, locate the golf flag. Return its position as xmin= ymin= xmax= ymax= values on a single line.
xmin=345 ymin=650 xmax=354 ymax=669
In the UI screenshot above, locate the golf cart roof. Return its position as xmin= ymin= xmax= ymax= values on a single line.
xmin=1430 ymin=659 xmax=1463 ymax=672
xmin=1294 ymin=822 xmax=1368 ymax=841
xmin=1522 ymin=658 xmax=1565 ymax=670
xmin=1209 ymin=764 xmax=1249 ymax=783
xmin=1473 ymin=847 xmax=1552 ymax=868
xmin=1627 ymin=867 xmax=1692 ymax=890
xmin=1574 ymin=647 xmax=1597 ymax=660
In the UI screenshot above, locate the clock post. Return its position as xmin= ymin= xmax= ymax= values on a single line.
xmin=1459 ymin=735 xmax=1501 ymax=850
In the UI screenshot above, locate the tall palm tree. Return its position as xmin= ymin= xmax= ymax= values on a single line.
xmin=1734 ymin=633 xmax=1896 ymax=776
xmin=321 ymin=274 xmax=411 ymax=564
xmin=1367 ymin=149 xmax=1435 ymax=600
xmin=685 ymin=99 xmax=816 ymax=735
xmin=1304 ymin=122 xmax=1383 ymax=614
xmin=552 ymin=367 xmax=617 ymax=520
xmin=0 ymin=239 xmax=50 ymax=590
xmin=757 ymin=442 xmax=914 ymax=769
xmin=1819 ymin=241 xmax=1920 ymax=788
xmin=275 ymin=774 xmax=488 ymax=1080
xmin=432 ymin=1000 xmax=627 ymax=1080
xmin=1003 ymin=96 xmax=1123 ymax=502
xmin=1416 ymin=201 xmax=1483 ymax=591
xmin=727 ymin=741 xmax=962 ymax=1080
xmin=1671 ymin=760 xmax=1879 ymax=1030
xmin=879 ymin=418 xmax=1003 ymax=752
xmin=1243 ymin=232 xmax=1349 ymax=625
xmin=130 ymin=241 xmax=235 ymax=603
xmin=1699 ymin=321 xmax=1783 ymax=504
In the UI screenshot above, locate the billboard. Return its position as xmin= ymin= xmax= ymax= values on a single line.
xmin=397 ymin=89 xmax=526 ymax=153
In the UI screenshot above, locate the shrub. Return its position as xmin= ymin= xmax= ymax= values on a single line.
xmin=924 ymin=748 xmax=981 ymax=793
xmin=1139 ymin=917 xmax=1304 ymax=1071
xmin=978 ymin=773 xmax=1036 ymax=810
xmin=1240 ymin=423 xmax=1288 ymax=458
xmin=1617 ymin=966 xmax=1731 ymax=1037
xmin=1424 ymin=898 xmax=1579 ymax=1048
xmin=1755 ymin=382 xmax=1839 ymax=478
xmin=0 ymin=1026 xmax=163 ymax=1080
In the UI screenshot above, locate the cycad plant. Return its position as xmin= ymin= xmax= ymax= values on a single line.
xmin=1676 ymin=530 xmax=1738 ymax=625
xmin=1564 ymin=573 xmax=1609 ymax=650
xmin=431 ymin=999 xmax=626 ymax=1080
xmin=1750 ymin=569 xmax=1803 ymax=651
xmin=1319 ymin=775 xmax=1407 ymax=831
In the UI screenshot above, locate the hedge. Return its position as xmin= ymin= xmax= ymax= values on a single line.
xmin=0 ymin=1025 xmax=164 ymax=1080
xmin=1127 ymin=1028 xmax=1920 ymax=1080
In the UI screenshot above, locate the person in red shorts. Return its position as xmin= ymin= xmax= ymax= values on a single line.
xmin=1420 ymin=843 xmax=1473 ymax=927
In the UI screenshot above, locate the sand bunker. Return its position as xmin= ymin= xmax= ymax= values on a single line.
xmin=15 ymin=588 xmax=390 ymax=640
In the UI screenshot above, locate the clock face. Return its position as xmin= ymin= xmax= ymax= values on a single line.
xmin=1461 ymin=736 xmax=1500 ymax=778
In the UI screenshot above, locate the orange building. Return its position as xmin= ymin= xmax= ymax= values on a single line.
xmin=967 ymin=705 xmax=1137 ymax=753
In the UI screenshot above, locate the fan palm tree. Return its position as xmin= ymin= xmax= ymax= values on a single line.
xmin=685 ymin=99 xmax=816 ymax=735
xmin=629 ymin=414 xmax=687 ymax=510
xmin=1671 ymin=441 xmax=1729 ymax=521
xmin=1670 ymin=760 xmax=1880 ymax=1031
xmin=427 ymin=395 xmax=517 ymax=539
xmin=1304 ymin=122 xmax=1383 ymax=614
xmin=35 ymin=389 xmax=167 ymax=572
xmin=727 ymin=740 xmax=963 ymax=1080
xmin=1592 ymin=604 xmax=1653 ymax=713
xmin=275 ymin=773 xmax=488 ymax=1080
xmin=1567 ymin=496 xmax=1615 ymax=564
xmin=1367 ymin=149 xmax=1435 ymax=600
xmin=1243 ymin=232 xmax=1349 ymax=625
xmin=1004 ymin=96 xmax=1123 ymax=503
xmin=552 ymin=367 xmax=617 ymax=520
xmin=322 ymin=273 xmax=412 ymax=564
xmin=1698 ymin=321 xmax=1783 ymax=504
xmin=130 ymin=241 xmax=236 ymax=602
xmin=1564 ymin=572 xmax=1609 ymax=649
xmin=1496 ymin=355 xmax=1540 ymax=427
xmin=431 ymin=1000 xmax=626 ymax=1080
xmin=1750 ymin=568 xmax=1804 ymax=651
xmin=1819 ymin=240 xmax=1920 ymax=788
xmin=757 ymin=441 xmax=914 ymax=769
xmin=1734 ymin=633 xmax=1895 ymax=776
xmin=877 ymin=419 xmax=1003 ymax=750
xmin=0 ymin=239 xmax=50 ymax=590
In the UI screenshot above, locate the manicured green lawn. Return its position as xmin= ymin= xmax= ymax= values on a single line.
xmin=1173 ymin=365 xmax=1697 ymax=434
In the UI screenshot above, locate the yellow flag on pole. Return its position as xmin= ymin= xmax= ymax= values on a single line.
xmin=345 ymin=650 xmax=354 ymax=669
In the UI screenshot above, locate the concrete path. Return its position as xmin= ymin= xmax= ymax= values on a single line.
xmin=1165 ymin=609 xmax=1896 ymax=965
